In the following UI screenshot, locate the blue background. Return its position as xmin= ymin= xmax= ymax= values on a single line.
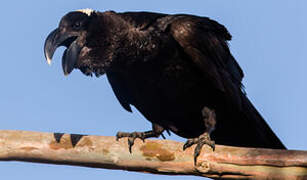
xmin=0 ymin=0 xmax=306 ymax=179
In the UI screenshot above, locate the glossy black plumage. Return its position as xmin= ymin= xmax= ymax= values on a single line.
xmin=44 ymin=10 xmax=285 ymax=149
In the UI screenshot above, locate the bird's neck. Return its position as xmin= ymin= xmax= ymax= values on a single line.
xmin=85 ymin=11 xmax=162 ymax=74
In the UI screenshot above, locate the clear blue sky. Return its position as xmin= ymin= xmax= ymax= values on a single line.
xmin=1 ymin=0 xmax=306 ymax=179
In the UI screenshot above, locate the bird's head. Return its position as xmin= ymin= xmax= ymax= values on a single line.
xmin=44 ymin=9 xmax=104 ymax=76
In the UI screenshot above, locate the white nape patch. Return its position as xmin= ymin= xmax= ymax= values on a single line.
xmin=76 ymin=8 xmax=95 ymax=16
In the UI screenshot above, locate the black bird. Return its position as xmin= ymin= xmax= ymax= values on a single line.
xmin=44 ymin=9 xmax=286 ymax=163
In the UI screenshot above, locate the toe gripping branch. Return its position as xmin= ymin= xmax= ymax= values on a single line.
xmin=182 ymin=106 xmax=217 ymax=165
xmin=183 ymin=132 xmax=215 ymax=165
xmin=116 ymin=131 xmax=163 ymax=153
xmin=116 ymin=124 xmax=167 ymax=153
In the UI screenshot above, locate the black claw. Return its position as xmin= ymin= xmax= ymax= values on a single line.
xmin=194 ymin=141 xmax=204 ymax=165
xmin=116 ymin=132 xmax=127 ymax=141
xmin=183 ymin=143 xmax=190 ymax=151
xmin=139 ymin=133 xmax=145 ymax=142
xmin=128 ymin=137 xmax=135 ymax=153
xmin=116 ymin=132 xmax=120 ymax=141
xmin=166 ymin=129 xmax=171 ymax=136
xmin=161 ymin=133 xmax=166 ymax=139
xmin=183 ymin=139 xmax=194 ymax=151
xmin=194 ymin=151 xmax=199 ymax=166
xmin=210 ymin=141 xmax=216 ymax=151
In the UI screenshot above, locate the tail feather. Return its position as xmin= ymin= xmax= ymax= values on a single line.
xmin=212 ymin=95 xmax=286 ymax=149
xmin=240 ymin=96 xmax=286 ymax=149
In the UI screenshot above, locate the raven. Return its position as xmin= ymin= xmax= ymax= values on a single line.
xmin=44 ymin=9 xmax=286 ymax=163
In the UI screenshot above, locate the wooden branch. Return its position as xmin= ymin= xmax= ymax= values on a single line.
xmin=0 ymin=130 xmax=306 ymax=179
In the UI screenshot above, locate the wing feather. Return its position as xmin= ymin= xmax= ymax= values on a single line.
xmin=106 ymin=72 xmax=132 ymax=112
xmin=168 ymin=16 xmax=243 ymax=107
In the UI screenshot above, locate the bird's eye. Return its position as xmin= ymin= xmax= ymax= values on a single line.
xmin=73 ymin=22 xmax=82 ymax=29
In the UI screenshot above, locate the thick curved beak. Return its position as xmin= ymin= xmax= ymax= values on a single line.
xmin=44 ymin=29 xmax=60 ymax=65
xmin=44 ymin=28 xmax=81 ymax=75
xmin=61 ymin=40 xmax=82 ymax=75
xmin=44 ymin=28 xmax=82 ymax=75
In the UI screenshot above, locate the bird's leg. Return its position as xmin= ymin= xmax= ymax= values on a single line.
xmin=116 ymin=124 xmax=164 ymax=153
xmin=183 ymin=107 xmax=216 ymax=165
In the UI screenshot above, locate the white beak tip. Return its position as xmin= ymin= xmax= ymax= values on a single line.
xmin=46 ymin=58 xmax=52 ymax=66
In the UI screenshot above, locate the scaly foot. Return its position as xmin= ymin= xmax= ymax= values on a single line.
xmin=183 ymin=132 xmax=215 ymax=165
xmin=116 ymin=130 xmax=161 ymax=153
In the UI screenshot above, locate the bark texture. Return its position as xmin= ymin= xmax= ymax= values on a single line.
xmin=0 ymin=130 xmax=306 ymax=179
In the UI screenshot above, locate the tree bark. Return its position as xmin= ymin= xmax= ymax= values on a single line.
xmin=0 ymin=130 xmax=306 ymax=179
